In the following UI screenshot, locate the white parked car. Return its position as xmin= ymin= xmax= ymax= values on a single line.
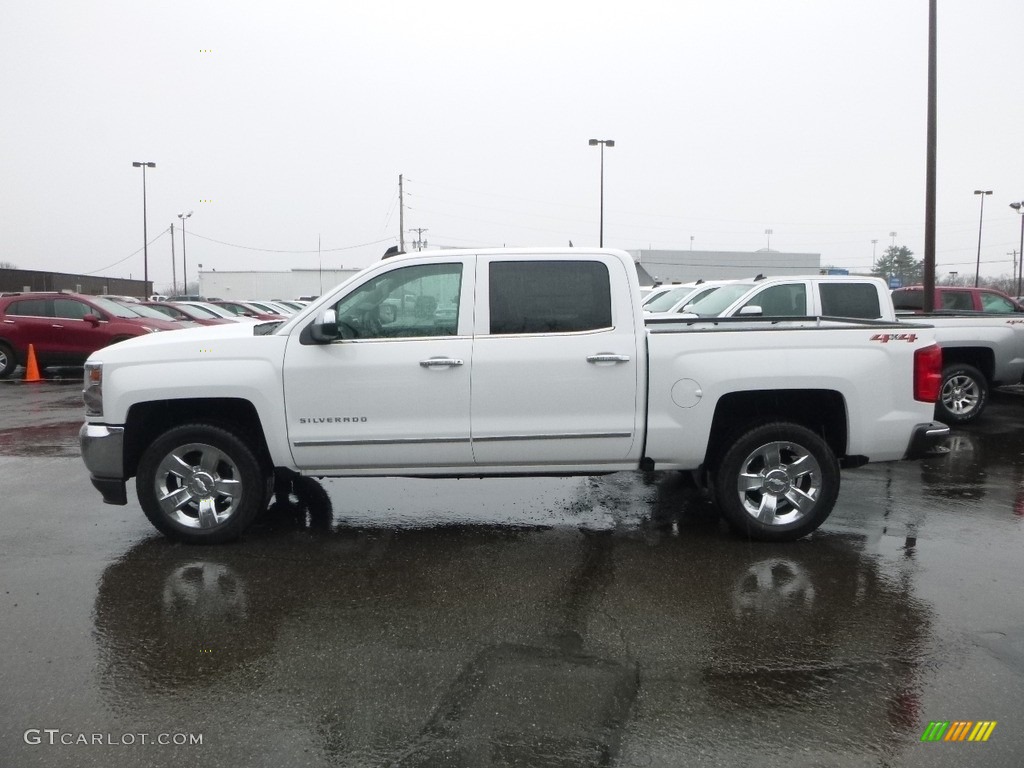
xmin=643 ymin=281 xmax=730 ymax=316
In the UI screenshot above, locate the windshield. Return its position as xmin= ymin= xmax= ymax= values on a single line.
xmin=684 ymin=284 xmax=753 ymax=317
xmin=123 ymin=302 xmax=178 ymax=320
xmin=645 ymin=286 xmax=697 ymax=312
xmin=246 ymin=301 xmax=283 ymax=314
xmin=90 ymin=296 xmax=151 ymax=319
xmin=674 ymin=286 xmax=720 ymax=311
xmin=176 ymin=303 xmax=220 ymax=319
xmin=191 ymin=302 xmax=236 ymax=318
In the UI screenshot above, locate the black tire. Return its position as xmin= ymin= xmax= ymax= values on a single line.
xmin=713 ymin=422 xmax=840 ymax=542
xmin=136 ymin=423 xmax=267 ymax=544
xmin=264 ymin=473 xmax=334 ymax=531
xmin=0 ymin=342 xmax=16 ymax=378
xmin=935 ymin=363 xmax=988 ymax=424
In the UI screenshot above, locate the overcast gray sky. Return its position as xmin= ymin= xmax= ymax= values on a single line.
xmin=2 ymin=0 xmax=1023 ymax=291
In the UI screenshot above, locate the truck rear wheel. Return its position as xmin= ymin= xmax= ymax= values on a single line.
xmin=713 ymin=422 xmax=840 ymax=542
xmin=136 ymin=423 xmax=266 ymax=544
xmin=936 ymin=363 xmax=987 ymax=424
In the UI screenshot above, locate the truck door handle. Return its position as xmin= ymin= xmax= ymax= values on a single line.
xmin=587 ymin=354 xmax=630 ymax=364
xmin=419 ymin=357 xmax=464 ymax=368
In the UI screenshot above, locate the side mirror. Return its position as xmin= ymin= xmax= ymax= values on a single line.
xmin=738 ymin=305 xmax=763 ymax=316
xmin=83 ymin=313 xmax=101 ymax=326
xmin=309 ymin=309 xmax=341 ymax=343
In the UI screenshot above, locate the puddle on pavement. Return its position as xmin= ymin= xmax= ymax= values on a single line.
xmin=0 ymin=421 xmax=81 ymax=457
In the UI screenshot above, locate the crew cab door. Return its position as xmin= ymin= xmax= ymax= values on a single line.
xmin=470 ymin=255 xmax=641 ymax=467
xmin=283 ymin=256 xmax=474 ymax=471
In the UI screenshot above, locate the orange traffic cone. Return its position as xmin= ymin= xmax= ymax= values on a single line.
xmin=23 ymin=343 xmax=42 ymax=382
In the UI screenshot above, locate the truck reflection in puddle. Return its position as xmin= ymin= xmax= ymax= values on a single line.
xmin=93 ymin=475 xmax=934 ymax=765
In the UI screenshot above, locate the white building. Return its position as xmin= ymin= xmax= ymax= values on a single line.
xmin=630 ymin=249 xmax=821 ymax=287
xmin=197 ymin=267 xmax=362 ymax=301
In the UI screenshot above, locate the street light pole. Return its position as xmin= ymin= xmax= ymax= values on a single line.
xmin=973 ymin=189 xmax=992 ymax=287
xmin=132 ymin=162 xmax=156 ymax=296
xmin=169 ymin=223 xmax=176 ymax=296
xmin=1011 ymin=202 xmax=1024 ymax=297
xmin=178 ymin=210 xmax=193 ymax=296
xmin=588 ymin=139 xmax=614 ymax=247
xmin=764 ymin=229 xmax=773 ymax=250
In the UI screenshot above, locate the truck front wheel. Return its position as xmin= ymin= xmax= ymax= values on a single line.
xmin=713 ymin=422 xmax=840 ymax=542
xmin=136 ymin=423 xmax=267 ymax=544
xmin=936 ymin=363 xmax=988 ymax=424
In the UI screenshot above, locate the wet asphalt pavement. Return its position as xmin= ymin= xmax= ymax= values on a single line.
xmin=1 ymin=374 xmax=1023 ymax=767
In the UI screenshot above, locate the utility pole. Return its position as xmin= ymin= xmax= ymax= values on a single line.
xmin=409 ymin=228 xmax=428 ymax=251
xmin=973 ymin=190 xmax=992 ymax=287
xmin=169 ymin=224 xmax=177 ymax=295
xmin=923 ymin=0 xmax=937 ymax=311
xmin=398 ymin=174 xmax=405 ymax=253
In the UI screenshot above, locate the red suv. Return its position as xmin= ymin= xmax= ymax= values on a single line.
xmin=0 ymin=293 xmax=183 ymax=378
xmin=892 ymin=286 xmax=1024 ymax=313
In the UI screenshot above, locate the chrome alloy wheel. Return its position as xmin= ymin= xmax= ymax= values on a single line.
xmin=940 ymin=373 xmax=981 ymax=417
xmin=153 ymin=442 xmax=243 ymax=529
xmin=734 ymin=440 xmax=823 ymax=526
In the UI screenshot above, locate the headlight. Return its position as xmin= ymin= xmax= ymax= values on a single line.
xmin=83 ymin=361 xmax=103 ymax=417
xmin=143 ymin=326 xmax=162 ymax=333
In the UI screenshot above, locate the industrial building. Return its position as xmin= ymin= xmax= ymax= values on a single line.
xmin=0 ymin=268 xmax=149 ymax=297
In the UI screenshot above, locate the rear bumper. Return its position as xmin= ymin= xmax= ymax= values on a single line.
xmin=904 ymin=421 xmax=950 ymax=460
xmin=79 ymin=423 xmax=128 ymax=505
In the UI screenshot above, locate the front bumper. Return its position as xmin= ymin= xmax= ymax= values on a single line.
xmin=904 ymin=421 xmax=950 ymax=460
xmin=79 ymin=423 xmax=128 ymax=505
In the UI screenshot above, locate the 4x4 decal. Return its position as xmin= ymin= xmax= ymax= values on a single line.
xmin=870 ymin=333 xmax=918 ymax=343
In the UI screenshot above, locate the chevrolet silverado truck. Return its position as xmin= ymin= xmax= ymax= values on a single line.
xmin=668 ymin=274 xmax=1024 ymax=424
xmin=80 ymin=248 xmax=948 ymax=544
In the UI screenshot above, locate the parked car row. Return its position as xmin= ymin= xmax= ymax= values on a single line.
xmin=0 ymin=293 xmax=185 ymax=378
xmin=0 ymin=292 xmax=311 ymax=378
xmin=644 ymin=280 xmax=1024 ymax=318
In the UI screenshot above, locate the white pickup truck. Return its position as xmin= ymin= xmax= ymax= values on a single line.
xmin=79 ymin=248 xmax=948 ymax=544
xmin=668 ymin=274 xmax=1024 ymax=424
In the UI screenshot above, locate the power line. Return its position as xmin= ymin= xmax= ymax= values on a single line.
xmin=186 ymin=231 xmax=394 ymax=254
xmin=82 ymin=227 xmax=170 ymax=275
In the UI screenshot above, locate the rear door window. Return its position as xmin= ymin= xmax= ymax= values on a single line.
xmin=6 ymin=299 xmax=51 ymax=317
xmin=819 ymin=283 xmax=882 ymax=318
xmin=489 ymin=261 xmax=611 ymax=334
xmin=941 ymin=291 xmax=973 ymax=311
